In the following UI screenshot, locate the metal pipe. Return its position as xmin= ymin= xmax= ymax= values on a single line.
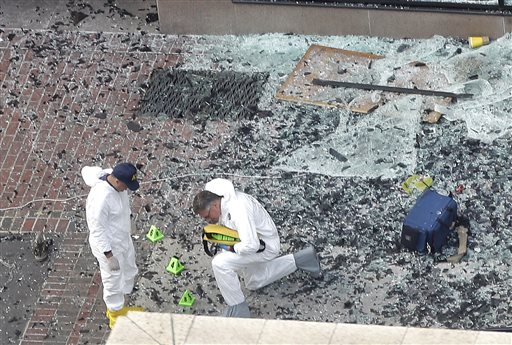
xmin=312 ymin=78 xmax=473 ymax=99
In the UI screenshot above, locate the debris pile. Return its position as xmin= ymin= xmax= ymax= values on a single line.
xmin=131 ymin=33 xmax=512 ymax=330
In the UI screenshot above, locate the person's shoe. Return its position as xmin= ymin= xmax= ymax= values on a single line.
xmin=106 ymin=308 xmax=124 ymax=329
xmin=107 ymin=306 xmax=145 ymax=329
xmin=293 ymin=246 xmax=321 ymax=278
xmin=222 ymin=301 xmax=251 ymax=318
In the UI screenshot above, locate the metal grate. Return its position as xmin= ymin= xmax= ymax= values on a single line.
xmin=138 ymin=69 xmax=269 ymax=120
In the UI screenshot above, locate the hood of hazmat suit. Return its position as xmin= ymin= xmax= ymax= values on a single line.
xmin=81 ymin=166 xmax=132 ymax=257
xmin=205 ymin=178 xmax=236 ymax=203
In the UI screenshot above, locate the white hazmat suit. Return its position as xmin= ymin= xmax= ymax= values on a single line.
xmin=82 ymin=166 xmax=138 ymax=311
xmin=205 ymin=178 xmax=298 ymax=307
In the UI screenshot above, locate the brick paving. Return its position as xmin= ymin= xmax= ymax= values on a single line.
xmin=0 ymin=28 xmax=198 ymax=344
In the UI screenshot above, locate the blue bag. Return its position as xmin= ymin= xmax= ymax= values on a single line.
xmin=401 ymin=189 xmax=457 ymax=254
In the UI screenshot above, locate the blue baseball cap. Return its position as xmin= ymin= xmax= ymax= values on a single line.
xmin=112 ymin=163 xmax=140 ymax=191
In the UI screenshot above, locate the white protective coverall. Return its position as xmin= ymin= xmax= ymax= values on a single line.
xmin=82 ymin=166 xmax=138 ymax=311
xmin=205 ymin=178 xmax=298 ymax=306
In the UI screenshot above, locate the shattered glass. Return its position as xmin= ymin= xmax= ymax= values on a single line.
xmin=180 ymin=34 xmax=512 ymax=180
xmin=138 ymin=69 xmax=269 ymax=121
xmin=129 ymin=33 xmax=512 ymax=329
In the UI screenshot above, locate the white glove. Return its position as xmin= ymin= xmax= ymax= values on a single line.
xmin=107 ymin=256 xmax=120 ymax=271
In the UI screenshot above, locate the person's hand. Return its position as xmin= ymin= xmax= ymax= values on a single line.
xmin=107 ymin=256 xmax=120 ymax=271
xmin=217 ymin=244 xmax=234 ymax=252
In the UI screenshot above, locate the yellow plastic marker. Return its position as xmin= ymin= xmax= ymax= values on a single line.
xmin=402 ymin=175 xmax=433 ymax=194
xmin=469 ymin=36 xmax=489 ymax=49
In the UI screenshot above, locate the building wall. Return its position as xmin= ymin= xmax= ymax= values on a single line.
xmin=156 ymin=0 xmax=512 ymax=38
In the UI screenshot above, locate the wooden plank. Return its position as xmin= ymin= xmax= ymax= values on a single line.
xmin=275 ymin=44 xmax=384 ymax=108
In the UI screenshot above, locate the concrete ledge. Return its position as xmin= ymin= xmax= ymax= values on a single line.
xmin=156 ymin=0 xmax=511 ymax=38
xmin=106 ymin=311 xmax=512 ymax=344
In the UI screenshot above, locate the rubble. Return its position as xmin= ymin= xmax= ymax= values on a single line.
xmin=2 ymin=9 xmax=512 ymax=340
xmin=129 ymin=33 xmax=512 ymax=330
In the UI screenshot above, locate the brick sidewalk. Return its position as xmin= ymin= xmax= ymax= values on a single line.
xmin=0 ymin=29 xmax=195 ymax=345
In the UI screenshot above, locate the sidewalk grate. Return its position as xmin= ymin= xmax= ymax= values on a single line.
xmin=138 ymin=69 xmax=269 ymax=120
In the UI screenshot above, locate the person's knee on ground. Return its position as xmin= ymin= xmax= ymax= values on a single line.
xmin=293 ymin=246 xmax=321 ymax=278
xmin=222 ymin=301 xmax=251 ymax=318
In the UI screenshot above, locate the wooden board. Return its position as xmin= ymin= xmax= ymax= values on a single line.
xmin=276 ymin=44 xmax=458 ymax=121
xmin=275 ymin=44 xmax=384 ymax=108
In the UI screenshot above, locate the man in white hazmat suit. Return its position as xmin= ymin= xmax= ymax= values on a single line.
xmin=81 ymin=162 xmax=143 ymax=328
xmin=192 ymin=178 xmax=321 ymax=317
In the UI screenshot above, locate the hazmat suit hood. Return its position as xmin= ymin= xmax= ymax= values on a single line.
xmin=81 ymin=166 xmax=112 ymax=187
xmin=204 ymin=178 xmax=236 ymax=203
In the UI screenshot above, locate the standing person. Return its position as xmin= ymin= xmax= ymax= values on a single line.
xmin=81 ymin=162 xmax=144 ymax=328
xmin=192 ymin=178 xmax=320 ymax=318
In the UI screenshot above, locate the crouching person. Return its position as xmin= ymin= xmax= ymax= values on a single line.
xmin=192 ymin=178 xmax=320 ymax=318
xmin=82 ymin=163 xmax=144 ymax=328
